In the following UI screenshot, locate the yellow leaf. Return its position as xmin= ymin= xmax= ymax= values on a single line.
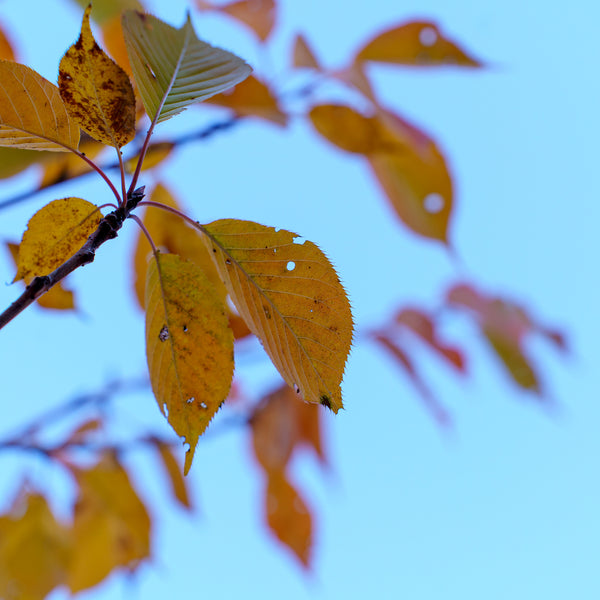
xmin=68 ymin=454 xmax=151 ymax=593
xmin=124 ymin=141 xmax=173 ymax=174
xmin=0 ymin=492 xmax=71 ymax=600
xmin=292 ymin=34 xmax=320 ymax=70
xmin=145 ymin=253 xmax=234 ymax=474
xmin=154 ymin=440 xmax=192 ymax=510
xmin=0 ymin=60 xmax=80 ymax=151
xmin=355 ymin=20 xmax=482 ymax=67
xmin=206 ymin=75 xmax=288 ymax=127
xmin=201 ymin=219 xmax=353 ymax=413
xmin=133 ymin=183 xmax=226 ymax=308
xmin=6 ymin=241 xmax=76 ymax=311
xmin=265 ymin=472 xmax=312 ymax=568
xmin=59 ymin=5 xmax=136 ymax=148
xmin=0 ymin=147 xmax=48 ymax=180
xmin=14 ymin=197 xmax=101 ymax=282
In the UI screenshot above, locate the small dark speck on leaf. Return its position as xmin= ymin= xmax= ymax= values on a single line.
xmin=320 ymin=395 xmax=332 ymax=410
xmin=159 ymin=325 xmax=169 ymax=341
xmin=183 ymin=324 xmax=188 ymax=333
xmin=225 ymin=259 xmax=231 ymax=265
xmin=293 ymin=383 xmax=300 ymax=394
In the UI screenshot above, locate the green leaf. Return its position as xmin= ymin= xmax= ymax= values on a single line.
xmin=122 ymin=11 xmax=252 ymax=125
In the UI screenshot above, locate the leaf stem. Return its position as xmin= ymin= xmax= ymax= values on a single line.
xmin=74 ymin=148 xmax=122 ymax=204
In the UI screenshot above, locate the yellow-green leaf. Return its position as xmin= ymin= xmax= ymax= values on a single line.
xmin=71 ymin=0 xmax=144 ymax=25
xmin=122 ymin=11 xmax=251 ymax=124
xmin=145 ymin=253 xmax=234 ymax=474
xmin=0 ymin=60 xmax=80 ymax=151
xmin=59 ymin=5 xmax=136 ymax=148
xmin=15 ymin=197 xmax=101 ymax=282
xmin=200 ymin=219 xmax=353 ymax=413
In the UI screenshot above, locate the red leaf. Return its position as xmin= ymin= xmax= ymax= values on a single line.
xmin=396 ymin=307 xmax=465 ymax=371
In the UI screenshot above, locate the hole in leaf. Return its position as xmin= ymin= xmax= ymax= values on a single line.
xmin=163 ymin=403 xmax=169 ymax=417
xmin=225 ymin=258 xmax=232 ymax=265
xmin=273 ymin=247 xmax=278 ymax=253
xmin=424 ymin=193 xmax=444 ymax=213
xmin=186 ymin=397 xmax=195 ymax=404
xmin=286 ymin=261 xmax=296 ymax=271
xmin=200 ymin=402 xmax=208 ymax=409
xmin=158 ymin=325 xmax=169 ymax=342
xmin=183 ymin=324 xmax=188 ymax=333
xmin=419 ymin=26 xmax=438 ymax=47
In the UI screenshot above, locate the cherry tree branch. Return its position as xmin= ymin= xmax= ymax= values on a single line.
xmin=0 ymin=186 xmax=146 ymax=331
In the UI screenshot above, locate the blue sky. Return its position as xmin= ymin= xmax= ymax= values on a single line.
xmin=0 ymin=0 xmax=599 ymax=599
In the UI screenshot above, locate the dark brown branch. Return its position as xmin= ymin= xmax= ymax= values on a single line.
xmin=0 ymin=186 xmax=146 ymax=330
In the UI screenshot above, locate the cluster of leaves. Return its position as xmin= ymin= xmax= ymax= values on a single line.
xmin=0 ymin=0 xmax=568 ymax=594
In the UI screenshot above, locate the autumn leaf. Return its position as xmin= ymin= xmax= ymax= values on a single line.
xmin=355 ymin=21 xmax=482 ymax=67
xmin=133 ymin=183 xmax=227 ymax=308
xmin=0 ymin=491 xmax=71 ymax=600
xmin=200 ymin=219 xmax=353 ymax=412
xmin=252 ymin=383 xmax=326 ymax=474
xmin=71 ymin=0 xmax=144 ymax=25
xmin=0 ymin=60 xmax=80 ymax=151
xmin=292 ymin=34 xmax=320 ymax=70
xmin=396 ymin=307 xmax=465 ymax=372
xmin=145 ymin=253 xmax=234 ymax=474
xmin=446 ymin=283 xmax=566 ymax=395
xmin=122 ymin=11 xmax=251 ymax=125
xmin=153 ymin=439 xmax=192 ymax=510
xmin=0 ymin=25 xmax=16 ymax=61
xmin=372 ymin=331 xmax=452 ymax=427
xmin=125 ymin=141 xmax=174 ymax=173
xmin=59 ymin=5 xmax=136 ymax=148
xmin=265 ymin=472 xmax=312 ymax=567
xmin=68 ymin=454 xmax=151 ymax=592
xmin=206 ymin=75 xmax=288 ymax=126
xmin=197 ymin=0 xmax=276 ymax=41
xmin=14 ymin=198 xmax=101 ymax=282
xmin=310 ymin=104 xmax=453 ymax=242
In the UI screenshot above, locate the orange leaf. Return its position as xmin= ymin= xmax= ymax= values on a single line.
xmin=206 ymin=75 xmax=287 ymax=126
xmin=310 ymin=104 xmax=453 ymax=242
xmin=252 ymin=384 xmax=326 ymax=474
xmin=0 ymin=24 xmax=16 ymax=61
xmin=265 ymin=472 xmax=312 ymax=567
xmin=198 ymin=0 xmax=276 ymax=41
xmin=331 ymin=63 xmax=376 ymax=102
xmin=68 ymin=454 xmax=151 ymax=592
xmin=154 ymin=440 xmax=193 ymax=510
xmin=292 ymin=34 xmax=319 ymax=70
xmin=356 ymin=21 xmax=482 ymax=68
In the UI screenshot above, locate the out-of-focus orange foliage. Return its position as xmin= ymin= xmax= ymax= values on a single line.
xmin=355 ymin=21 xmax=482 ymax=67
xmin=292 ymin=34 xmax=319 ymax=70
xmin=251 ymin=384 xmax=324 ymax=565
xmin=0 ymin=25 xmax=16 ymax=61
xmin=310 ymin=104 xmax=452 ymax=242
xmin=206 ymin=75 xmax=288 ymax=126
xmin=446 ymin=282 xmax=566 ymax=396
xmin=196 ymin=0 xmax=276 ymax=41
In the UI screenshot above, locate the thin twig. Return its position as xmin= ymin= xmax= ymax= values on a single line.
xmin=0 ymin=186 xmax=146 ymax=330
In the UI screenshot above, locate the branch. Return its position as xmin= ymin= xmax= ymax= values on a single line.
xmin=0 ymin=186 xmax=146 ymax=330
xmin=0 ymin=117 xmax=240 ymax=213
